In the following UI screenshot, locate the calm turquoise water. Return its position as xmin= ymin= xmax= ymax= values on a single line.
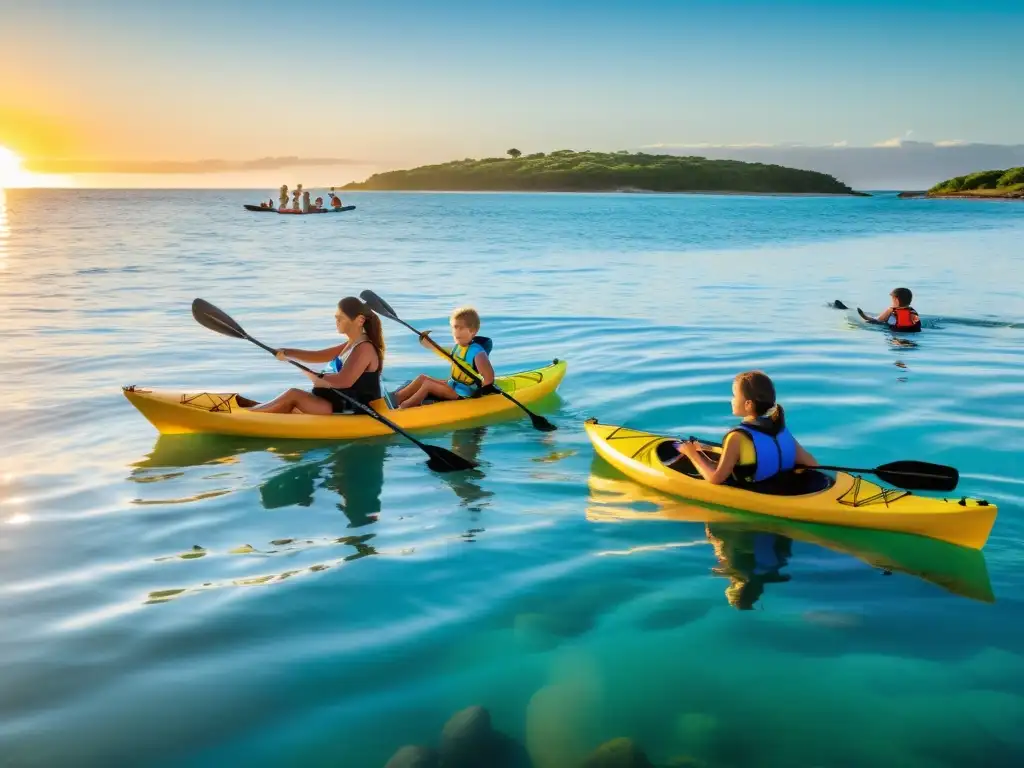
xmin=2 ymin=189 xmax=1024 ymax=768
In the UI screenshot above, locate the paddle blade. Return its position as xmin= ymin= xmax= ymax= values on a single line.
xmin=875 ymin=460 xmax=959 ymax=492
xmin=529 ymin=412 xmax=558 ymax=432
xmin=359 ymin=290 xmax=399 ymax=321
xmin=192 ymin=299 xmax=247 ymax=339
xmin=425 ymin=445 xmax=478 ymax=473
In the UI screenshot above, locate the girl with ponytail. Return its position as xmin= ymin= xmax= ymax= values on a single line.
xmin=676 ymin=371 xmax=817 ymax=485
xmin=249 ymin=297 xmax=385 ymax=414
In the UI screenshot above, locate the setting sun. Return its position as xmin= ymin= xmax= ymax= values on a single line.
xmin=0 ymin=145 xmax=71 ymax=188
xmin=0 ymin=146 xmax=24 ymax=187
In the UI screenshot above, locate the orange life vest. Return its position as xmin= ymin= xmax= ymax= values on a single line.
xmin=891 ymin=306 xmax=920 ymax=332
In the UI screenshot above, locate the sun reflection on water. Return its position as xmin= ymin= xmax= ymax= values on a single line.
xmin=0 ymin=188 xmax=8 ymax=270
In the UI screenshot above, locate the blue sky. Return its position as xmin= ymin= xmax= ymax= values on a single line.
xmin=0 ymin=0 xmax=1020 ymax=177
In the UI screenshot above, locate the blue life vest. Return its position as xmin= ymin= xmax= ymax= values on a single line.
xmin=448 ymin=336 xmax=493 ymax=398
xmin=730 ymin=420 xmax=798 ymax=483
xmin=753 ymin=533 xmax=784 ymax=575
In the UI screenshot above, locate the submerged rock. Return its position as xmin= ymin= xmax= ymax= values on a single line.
xmin=674 ymin=712 xmax=718 ymax=749
xmin=578 ymin=737 xmax=653 ymax=768
xmin=439 ymin=705 xmax=494 ymax=768
xmin=802 ymin=609 xmax=862 ymax=629
xmin=663 ymin=756 xmax=703 ymax=767
xmin=384 ymin=745 xmax=440 ymax=768
xmin=526 ymin=653 xmax=606 ymax=768
xmin=513 ymin=613 xmax=564 ymax=652
xmin=489 ymin=731 xmax=534 ymax=768
xmin=634 ymin=598 xmax=712 ymax=632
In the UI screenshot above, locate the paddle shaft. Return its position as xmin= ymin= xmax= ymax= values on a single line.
xmin=380 ymin=313 xmax=499 ymax=393
xmin=808 ymin=464 xmax=949 ymax=481
xmin=359 ymin=290 xmax=557 ymax=432
xmin=409 ymin=320 xmax=558 ymax=429
xmin=688 ymin=435 xmax=955 ymax=490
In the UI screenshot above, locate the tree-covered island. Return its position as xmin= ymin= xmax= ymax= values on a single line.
xmin=924 ymin=167 xmax=1024 ymax=199
xmin=342 ymin=150 xmax=864 ymax=195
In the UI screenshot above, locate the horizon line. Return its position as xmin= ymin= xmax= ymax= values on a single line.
xmin=12 ymin=140 xmax=1024 ymax=176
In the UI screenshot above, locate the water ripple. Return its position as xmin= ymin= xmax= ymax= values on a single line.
xmin=1 ymin=190 xmax=1023 ymax=767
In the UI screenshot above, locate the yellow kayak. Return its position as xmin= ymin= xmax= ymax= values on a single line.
xmin=584 ymin=418 xmax=997 ymax=550
xmin=586 ymin=468 xmax=993 ymax=604
xmin=123 ymin=359 xmax=566 ymax=439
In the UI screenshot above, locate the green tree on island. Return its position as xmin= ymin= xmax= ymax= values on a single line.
xmin=506 ymin=148 xmax=522 ymax=159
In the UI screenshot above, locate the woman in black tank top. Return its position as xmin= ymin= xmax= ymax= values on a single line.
xmin=248 ymin=297 xmax=386 ymax=415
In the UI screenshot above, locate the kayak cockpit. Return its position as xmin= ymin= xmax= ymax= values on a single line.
xmin=655 ymin=439 xmax=835 ymax=496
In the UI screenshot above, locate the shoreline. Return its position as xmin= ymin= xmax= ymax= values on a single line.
xmin=898 ymin=190 xmax=1023 ymax=201
xmin=615 ymin=187 xmax=869 ymax=197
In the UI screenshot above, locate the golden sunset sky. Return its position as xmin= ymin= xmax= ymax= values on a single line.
xmin=1 ymin=0 xmax=1020 ymax=189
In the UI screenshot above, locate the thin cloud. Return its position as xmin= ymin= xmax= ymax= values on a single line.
xmin=644 ymin=142 xmax=784 ymax=149
xmin=644 ymin=141 xmax=852 ymax=150
xmin=23 ymin=156 xmax=366 ymax=175
xmin=639 ymin=141 xmax=1024 ymax=189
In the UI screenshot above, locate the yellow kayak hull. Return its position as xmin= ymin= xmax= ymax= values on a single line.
xmin=586 ymin=468 xmax=994 ymax=603
xmin=123 ymin=359 xmax=566 ymax=439
xmin=584 ymin=418 xmax=997 ymax=550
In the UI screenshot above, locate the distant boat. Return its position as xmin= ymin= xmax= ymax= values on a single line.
xmin=243 ymin=204 xmax=356 ymax=214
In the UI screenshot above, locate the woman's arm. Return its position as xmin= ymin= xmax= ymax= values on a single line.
xmin=316 ymin=343 xmax=375 ymax=388
xmin=681 ymin=434 xmax=742 ymax=485
xmin=794 ymin=440 xmax=817 ymax=468
xmin=276 ymin=342 xmax=348 ymax=365
xmin=473 ymin=351 xmax=495 ymax=387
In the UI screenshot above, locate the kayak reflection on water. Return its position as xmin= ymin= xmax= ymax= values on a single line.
xmin=442 ymin=427 xmax=493 ymax=515
xmin=585 ymin=462 xmax=995 ymax=607
xmin=127 ymin=437 xmax=391 ymax=602
xmin=131 ymin=435 xmax=388 ymax=534
xmin=259 ymin=440 xmax=388 ymax=530
xmin=705 ymin=525 xmax=793 ymax=610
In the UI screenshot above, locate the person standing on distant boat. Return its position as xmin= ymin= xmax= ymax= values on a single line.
xmin=278 ymin=185 xmax=289 ymax=209
xmin=301 ymin=189 xmax=312 ymax=213
xmin=291 ymin=186 xmax=302 ymax=210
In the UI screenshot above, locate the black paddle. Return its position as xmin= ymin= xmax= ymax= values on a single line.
xmin=191 ymin=298 xmax=477 ymax=473
xmin=683 ymin=437 xmax=958 ymax=492
xmin=808 ymin=460 xmax=958 ymax=492
xmin=359 ymin=290 xmax=558 ymax=432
